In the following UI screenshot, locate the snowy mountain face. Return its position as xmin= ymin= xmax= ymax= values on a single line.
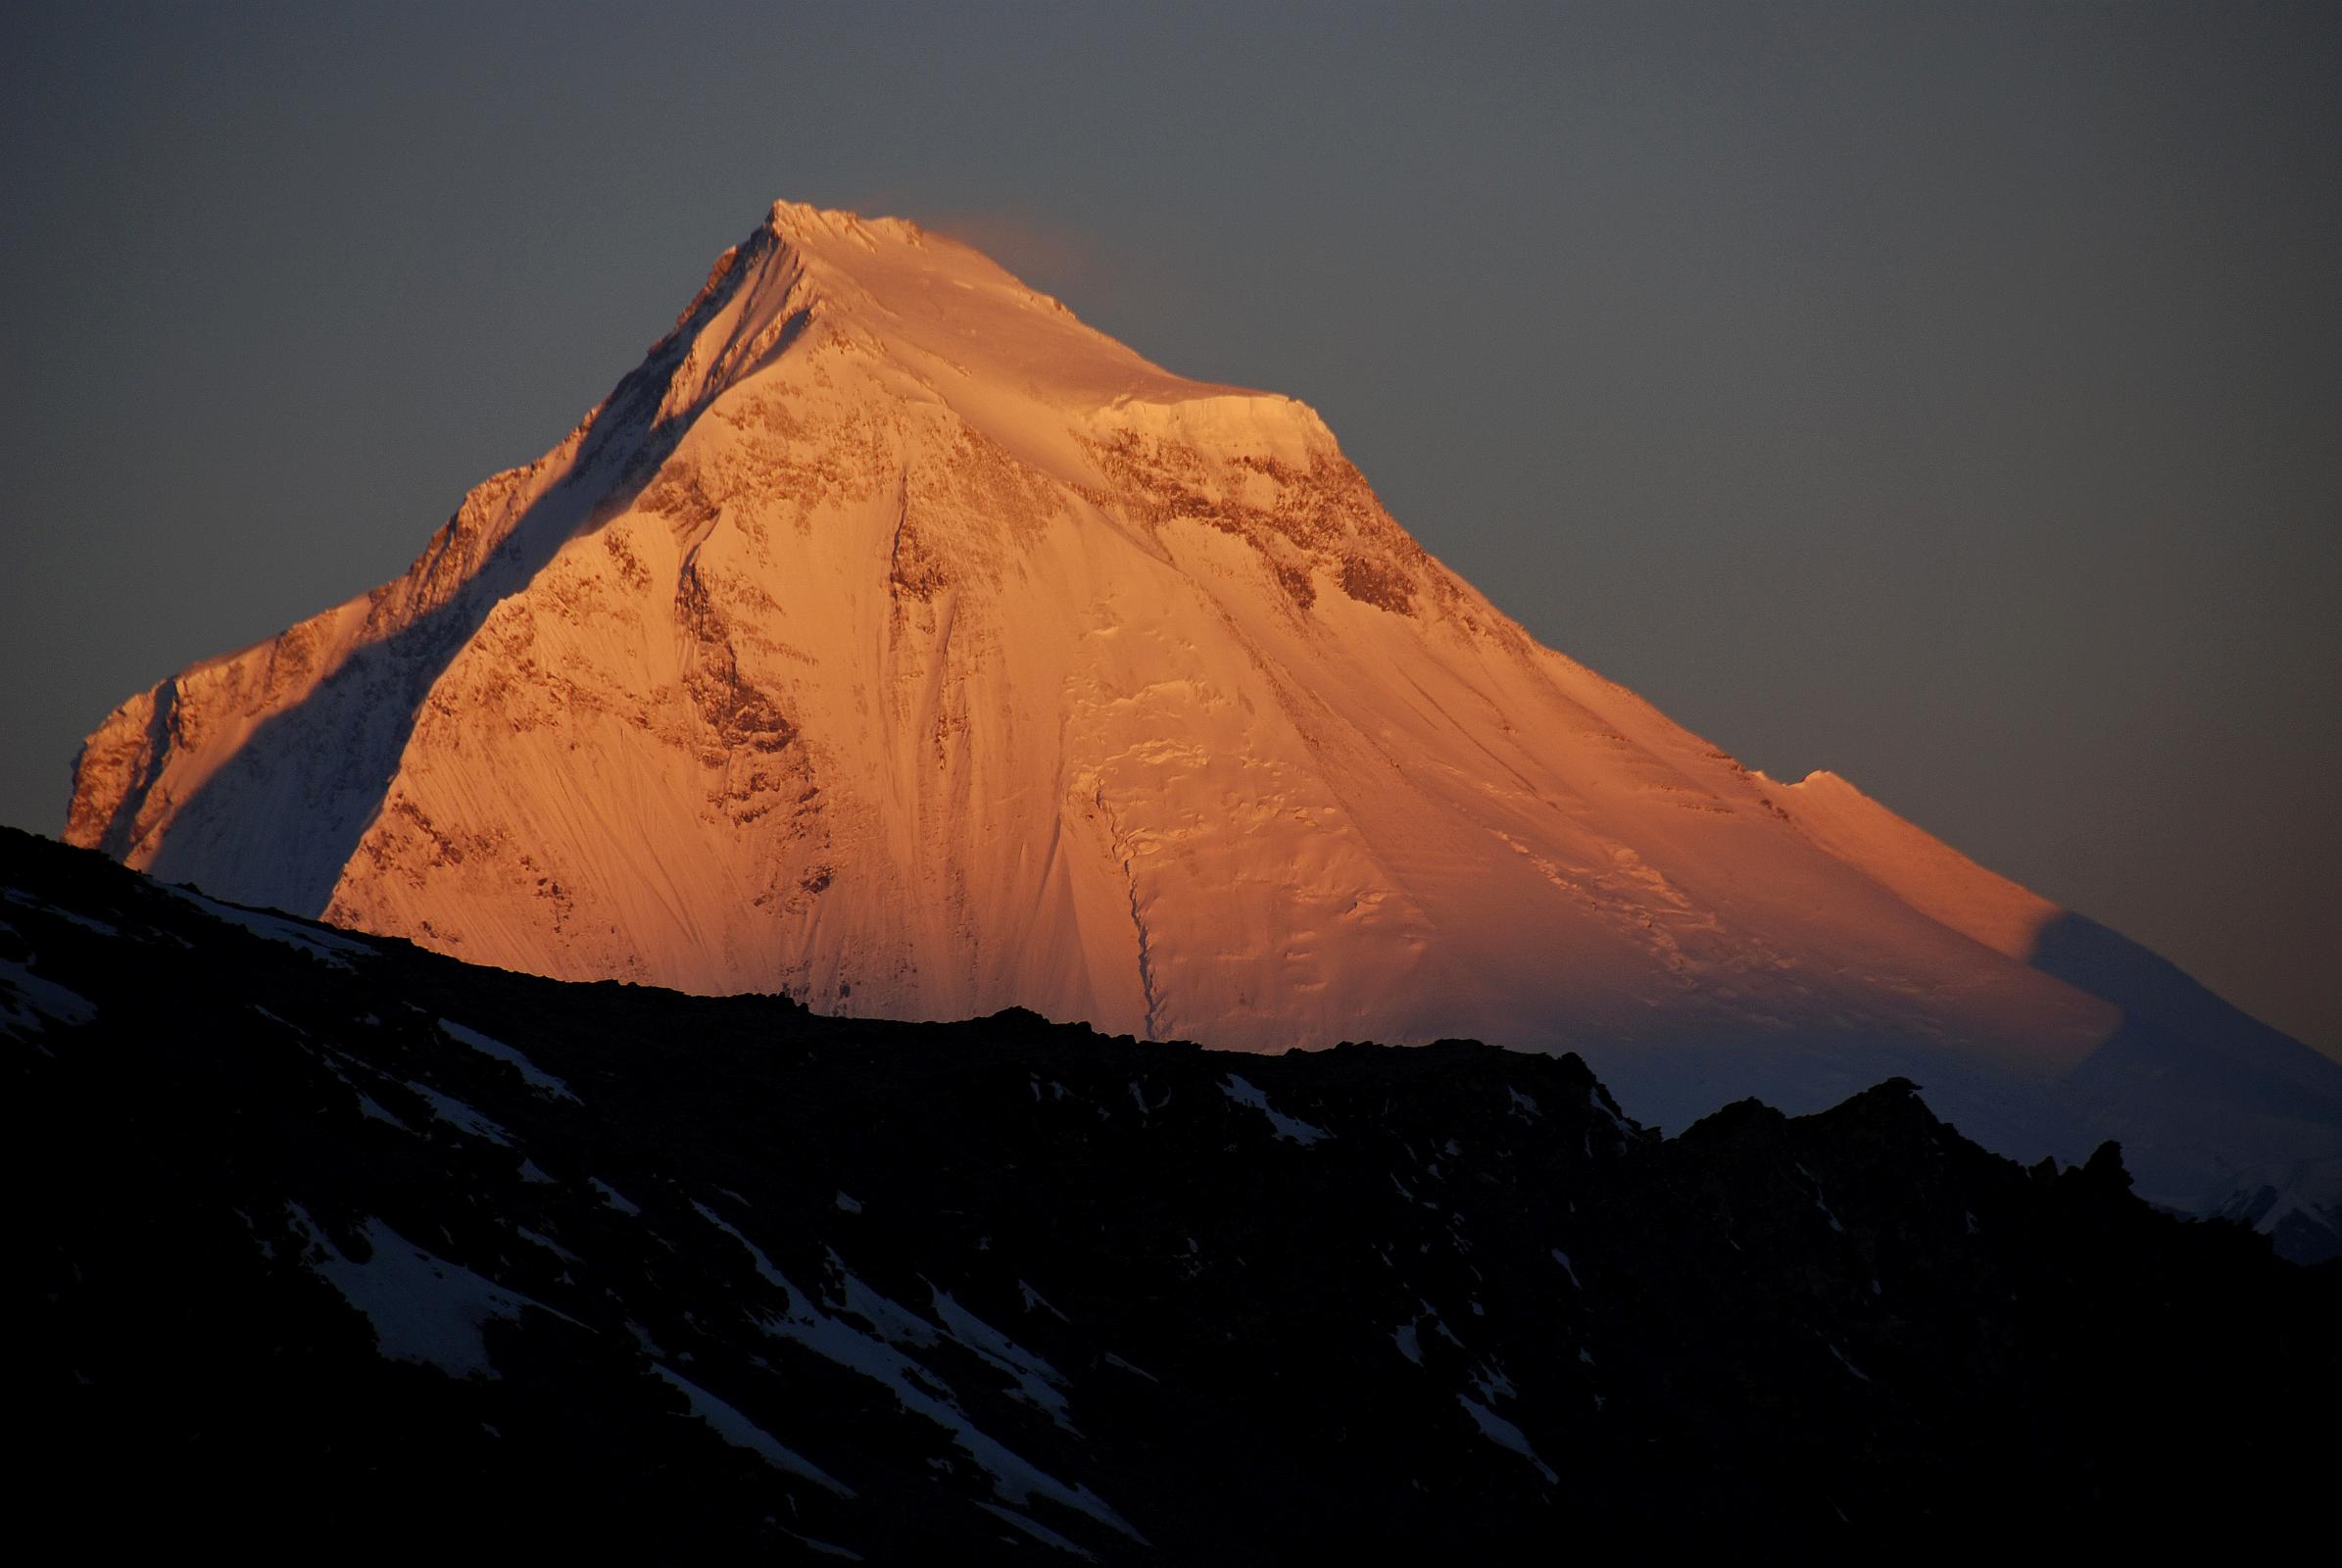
xmin=66 ymin=201 xmax=2341 ymax=1241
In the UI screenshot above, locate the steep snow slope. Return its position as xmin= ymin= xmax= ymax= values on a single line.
xmin=68 ymin=202 xmax=2340 ymax=1222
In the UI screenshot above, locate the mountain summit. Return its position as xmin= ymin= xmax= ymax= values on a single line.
xmin=66 ymin=201 xmax=2340 ymax=1246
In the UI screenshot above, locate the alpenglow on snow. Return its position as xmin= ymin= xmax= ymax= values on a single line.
xmin=67 ymin=202 xmax=2342 ymax=1250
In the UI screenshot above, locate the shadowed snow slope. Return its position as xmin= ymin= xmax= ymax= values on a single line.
xmin=66 ymin=201 xmax=2340 ymax=1238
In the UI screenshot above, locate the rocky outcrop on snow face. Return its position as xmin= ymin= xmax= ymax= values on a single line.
xmin=64 ymin=202 xmax=2341 ymax=1231
xmin=9 ymin=826 xmax=2339 ymax=1556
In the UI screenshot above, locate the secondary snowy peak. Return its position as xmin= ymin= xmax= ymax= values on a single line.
xmin=1759 ymin=769 xmax=2062 ymax=962
xmin=66 ymin=199 xmax=2342 ymax=1232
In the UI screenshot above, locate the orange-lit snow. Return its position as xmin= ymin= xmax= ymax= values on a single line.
xmin=68 ymin=202 xmax=2341 ymax=1222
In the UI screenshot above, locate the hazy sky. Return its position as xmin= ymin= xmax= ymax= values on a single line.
xmin=4 ymin=3 xmax=2335 ymax=1052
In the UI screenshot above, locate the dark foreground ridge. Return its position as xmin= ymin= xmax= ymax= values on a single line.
xmin=6 ymin=827 xmax=2335 ymax=1558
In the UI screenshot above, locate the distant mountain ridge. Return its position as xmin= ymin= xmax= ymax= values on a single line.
xmin=63 ymin=200 xmax=2342 ymax=1242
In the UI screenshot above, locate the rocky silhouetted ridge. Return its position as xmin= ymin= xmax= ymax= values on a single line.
xmin=5 ymin=826 xmax=2333 ymax=1559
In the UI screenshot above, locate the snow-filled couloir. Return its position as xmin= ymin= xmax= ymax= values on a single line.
xmin=66 ymin=201 xmax=2342 ymax=1245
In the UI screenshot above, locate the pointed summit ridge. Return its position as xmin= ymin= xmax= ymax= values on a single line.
xmin=65 ymin=201 xmax=2342 ymax=1247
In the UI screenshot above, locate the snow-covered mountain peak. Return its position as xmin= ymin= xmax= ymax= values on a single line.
xmin=762 ymin=196 xmax=908 ymax=242
xmin=624 ymin=202 xmax=1360 ymax=582
xmin=675 ymin=202 xmax=1341 ymax=468
xmin=65 ymin=199 xmax=2342 ymax=1239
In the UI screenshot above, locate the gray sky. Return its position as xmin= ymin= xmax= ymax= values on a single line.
xmin=4 ymin=2 xmax=2335 ymax=1052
